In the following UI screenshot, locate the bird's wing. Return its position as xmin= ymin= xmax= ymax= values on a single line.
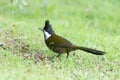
xmin=46 ymin=34 xmax=74 ymax=48
xmin=53 ymin=43 xmax=73 ymax=48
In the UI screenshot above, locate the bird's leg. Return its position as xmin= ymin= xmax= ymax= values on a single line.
xmin=51 ymin=55 xmax=56 ymax=59
xmin=56 ymin=53 xmax=61 ymax=61
xmin=56 ymin=53 xmax=61 ymax=57
xmin=66 ymin=52 xmax=69 ymax=58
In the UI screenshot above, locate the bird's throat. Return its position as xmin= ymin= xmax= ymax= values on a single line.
xmin=44 ymin=31 xmax=51 ymax=39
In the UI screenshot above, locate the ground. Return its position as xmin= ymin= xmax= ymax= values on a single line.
xmin=0 ymin=0 xmax=120 ymax=80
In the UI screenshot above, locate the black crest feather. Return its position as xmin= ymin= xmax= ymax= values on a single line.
xmin=43 ymin=20 xmax=55 ymax=34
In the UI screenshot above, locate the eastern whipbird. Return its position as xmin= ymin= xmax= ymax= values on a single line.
xmin=39 ymin=20 xmax=105 ymax=58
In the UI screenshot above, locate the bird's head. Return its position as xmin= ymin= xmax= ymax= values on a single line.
xmin=39 ymin=20 xmax=55 ymax=39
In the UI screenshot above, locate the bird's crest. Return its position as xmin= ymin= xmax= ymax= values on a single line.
xmin=43 ymin=20 xmax=55 ymax=34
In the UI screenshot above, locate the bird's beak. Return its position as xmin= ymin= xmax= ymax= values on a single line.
xmin=38 ymin=28 xmax=43 ymax=31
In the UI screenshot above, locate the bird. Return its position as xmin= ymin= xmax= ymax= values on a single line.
xmin=39 ymin=20 xmax=105 ymax=58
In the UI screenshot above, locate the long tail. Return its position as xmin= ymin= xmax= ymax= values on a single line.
xmin=73 ymin=46 xmax=105 ymax=55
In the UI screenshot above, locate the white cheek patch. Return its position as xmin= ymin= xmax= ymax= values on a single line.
xmin=44 ymin=31 xmax=51 ymax=39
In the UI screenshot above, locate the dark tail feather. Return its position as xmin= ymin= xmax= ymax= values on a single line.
xmin=74 ymin=46 xmax=105 ymax=55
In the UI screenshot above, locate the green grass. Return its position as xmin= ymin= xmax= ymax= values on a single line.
xmin=0 ymin=0 xmax=120 ymax=80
